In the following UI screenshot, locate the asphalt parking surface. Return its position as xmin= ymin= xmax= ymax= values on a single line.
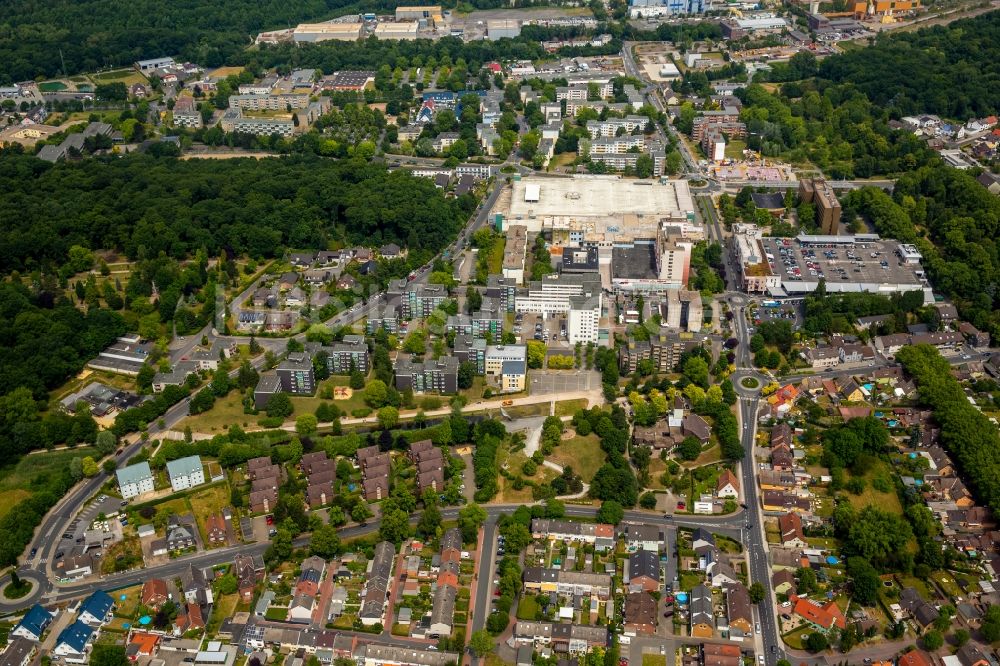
xmin=529 ymin=370 xmax=600 ymax=395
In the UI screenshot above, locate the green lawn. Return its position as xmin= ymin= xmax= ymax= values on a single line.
xmin=679 ymin=571 xmax=703 ymax=592
xmin=488 ymin=238 xmax=505 ymax=274
xmin=642 ymin=656 xmax=667 ymax=666
xmin=845 ymin=460 xmax=903 ymax=515
xmin=724 ymin=139 xmax=747 ymax=160
xmin=782 ymin=625 xmax=812 ymax=650
xmin=516 ymin=596 xmax=539 ymax=620
xmin=0 ymin=446 xmax=99 ymax=521
xmin=554 ymin=398 xmax=589 ymax=417
xmin=548 ymin=433 xmax=604 ymax=482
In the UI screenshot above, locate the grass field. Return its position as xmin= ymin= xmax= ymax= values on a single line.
xmin=725 ymin=139 xmax=747 ymax=159
xmin=207 ymin=593 xmax=242 ymax=635
xmin=554 ymin=398 xmax=588 ymax=417
xmin=548 ymin=433 xmax=603 ymax=481
xmin=642 ymin=655 xmax=667 ymax=666
xmin=91 ymin=70 xmax=147 ymax=85
xmin=113 ymin=585 xmax=144 ymax=619
xmin=516 ymin=595 xmax=539 ymax=620
xmin=180 ymin=392 xmax=255 ymax=433
xmin=549 ymin=152 xmax=577 ymax=171
xmin=0 ymin=446 xmax=99 ymax=521
xmin=845 ymin=461 xmax=903 ymax=515
xmin=189 ymin=484 xmax=231 ymax=545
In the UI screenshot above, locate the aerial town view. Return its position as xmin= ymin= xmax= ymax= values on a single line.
xmin=3 ymin=0 xmax=1000 ymax=666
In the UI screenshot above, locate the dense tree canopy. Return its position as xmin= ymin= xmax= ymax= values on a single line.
xmin=898 ymin=344 xmax=1000 ymax=515
xmin=847 ymin=164 xmax=1000 ymax=337
xmin=816 ymin=12 xmax=1000 ymax=119
xmin=0 ymin=153 xmax=467 ymax=273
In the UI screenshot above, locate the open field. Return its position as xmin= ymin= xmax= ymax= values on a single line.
xmin=181 ymin=392 xmax=253 ymax=433
xmin=91 ymin=70 xmax=148 ymax=86
xmin=548 ymin=433 xmax=603 ymax=481
xmin=554 ymin=398 xmax=588 ymax=417
xmin=0 ymin=446 xmax=99 ymax=521
xmin=725 ymin=140 xmax=747 ymax=160
xmin=845 ymin=460 xmax=903 ymax=515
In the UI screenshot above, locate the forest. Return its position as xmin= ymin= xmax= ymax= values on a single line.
xmin=816 ymin=11 xmax=1000 ymax=119
xmin=844 ymin=164 xmax=1000 ymax=337
xmin=0 ymin=152 xmax=468 ymax=273
xmin=0 ymin=0 xmax=394 ymax=82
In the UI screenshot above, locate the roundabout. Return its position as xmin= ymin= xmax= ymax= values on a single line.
xmin=0 ymin=568 xmax=46 ymax=612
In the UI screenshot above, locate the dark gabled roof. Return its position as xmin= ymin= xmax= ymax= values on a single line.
xmin=56 ymin=621 xmax=94 ymax=653
xmin=628 ymin=549 xmax=660 ymax=582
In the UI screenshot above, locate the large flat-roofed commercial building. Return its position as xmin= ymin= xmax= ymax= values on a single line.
xmin=610 ymin=225 xmax=693 ymax=293
xmin=503 ymin=176 xmax=697 ymax=239
xmin=734 ymin=227 xmax=933 ymax=301
xmin=396 ymin=5 xmax=443 ymax=21
xmin=374 ymin=22 xmax=420 ymax=39
xmin=293 ymin=23 xmax=364 ymax=42
xmin=798 ymin=178 xmax=842 ymax=235
xmin=515 ymin=274 xmax=603 ymax=330
xmin=220 ymin=108 xmax=294 ymax=137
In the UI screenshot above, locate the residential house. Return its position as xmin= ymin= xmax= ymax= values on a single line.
xmin=763 ymin=491 xmax=810 ymax=513
xmin=141 ymin=579 xmax=170 ymax=609
xmin=180 ymin=564 xmax=214 ymax=605
xmin=0 ymin=638 xmax=37 ymax=666
xmin=174 ymin=602 xmax=205 ymax=634
xmin=235 ymin=553 xmax=266 ymax=602
xmin=359 ymin=541 xmax=395 ymax=625
xmin=772 ymin=570 xmax=796 ymax=596
xmin=690 ymin=584 xmax=714 ymax=638
xmin=288 ymin=594 xmax=315 ymax=624
xmin=166 ymin=455 xmax=205 ymax=492
xmin=716 ymin=470 xmax=739 ymax=499
xmin=623 ymin=524 xmax=661 ymax=552
xmin=10 ymin=604 xmax=54 ymax=641
xmin=709 ymin=561 xmax=739 ymax=588
xmin=297 ymin=556 xmax=326 ymax=596
xmin=52 ymin=621 xmax=95 ymax=664
xmin=702 ymin=644 xmax=741 ymax=666
xmin=626 ymin=549 xmax=660 ymax=593
xmin=206 ymin=513 xmax=227 ymax=544
xmin=250 ymin=488 xmax=278 ymax=514
xmin=791 ymin=595 xmax=846 ymax=631
xmin=692 ymin=528 xmax=715 ymax=553
xmin=957 ymin=644 xmax=989 ymax=666
xmin=77 ymin=591 xmax=114 ymax=626
xmin=778 ymin=512 xmax=807 ymax=548
xmin=623 ymin=592 xmax=657 ymax=635
xmin=898 ymin=651 xmax=934 ymax=666
xmin=900 ymin=587 xmax=940 ymax=629
xmin=166 ymin=516 xmax=196 ymax=551
xmin=725 ymin=583 xmax=753 ymax=635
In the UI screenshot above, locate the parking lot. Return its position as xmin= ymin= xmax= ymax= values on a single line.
xmin=530 ymin=370 xmax=600 ymax=396
xmin=52 ymin=494 xmax=126 ymax=567
xmin=515 ymin=312 xmax=573 ymax=348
